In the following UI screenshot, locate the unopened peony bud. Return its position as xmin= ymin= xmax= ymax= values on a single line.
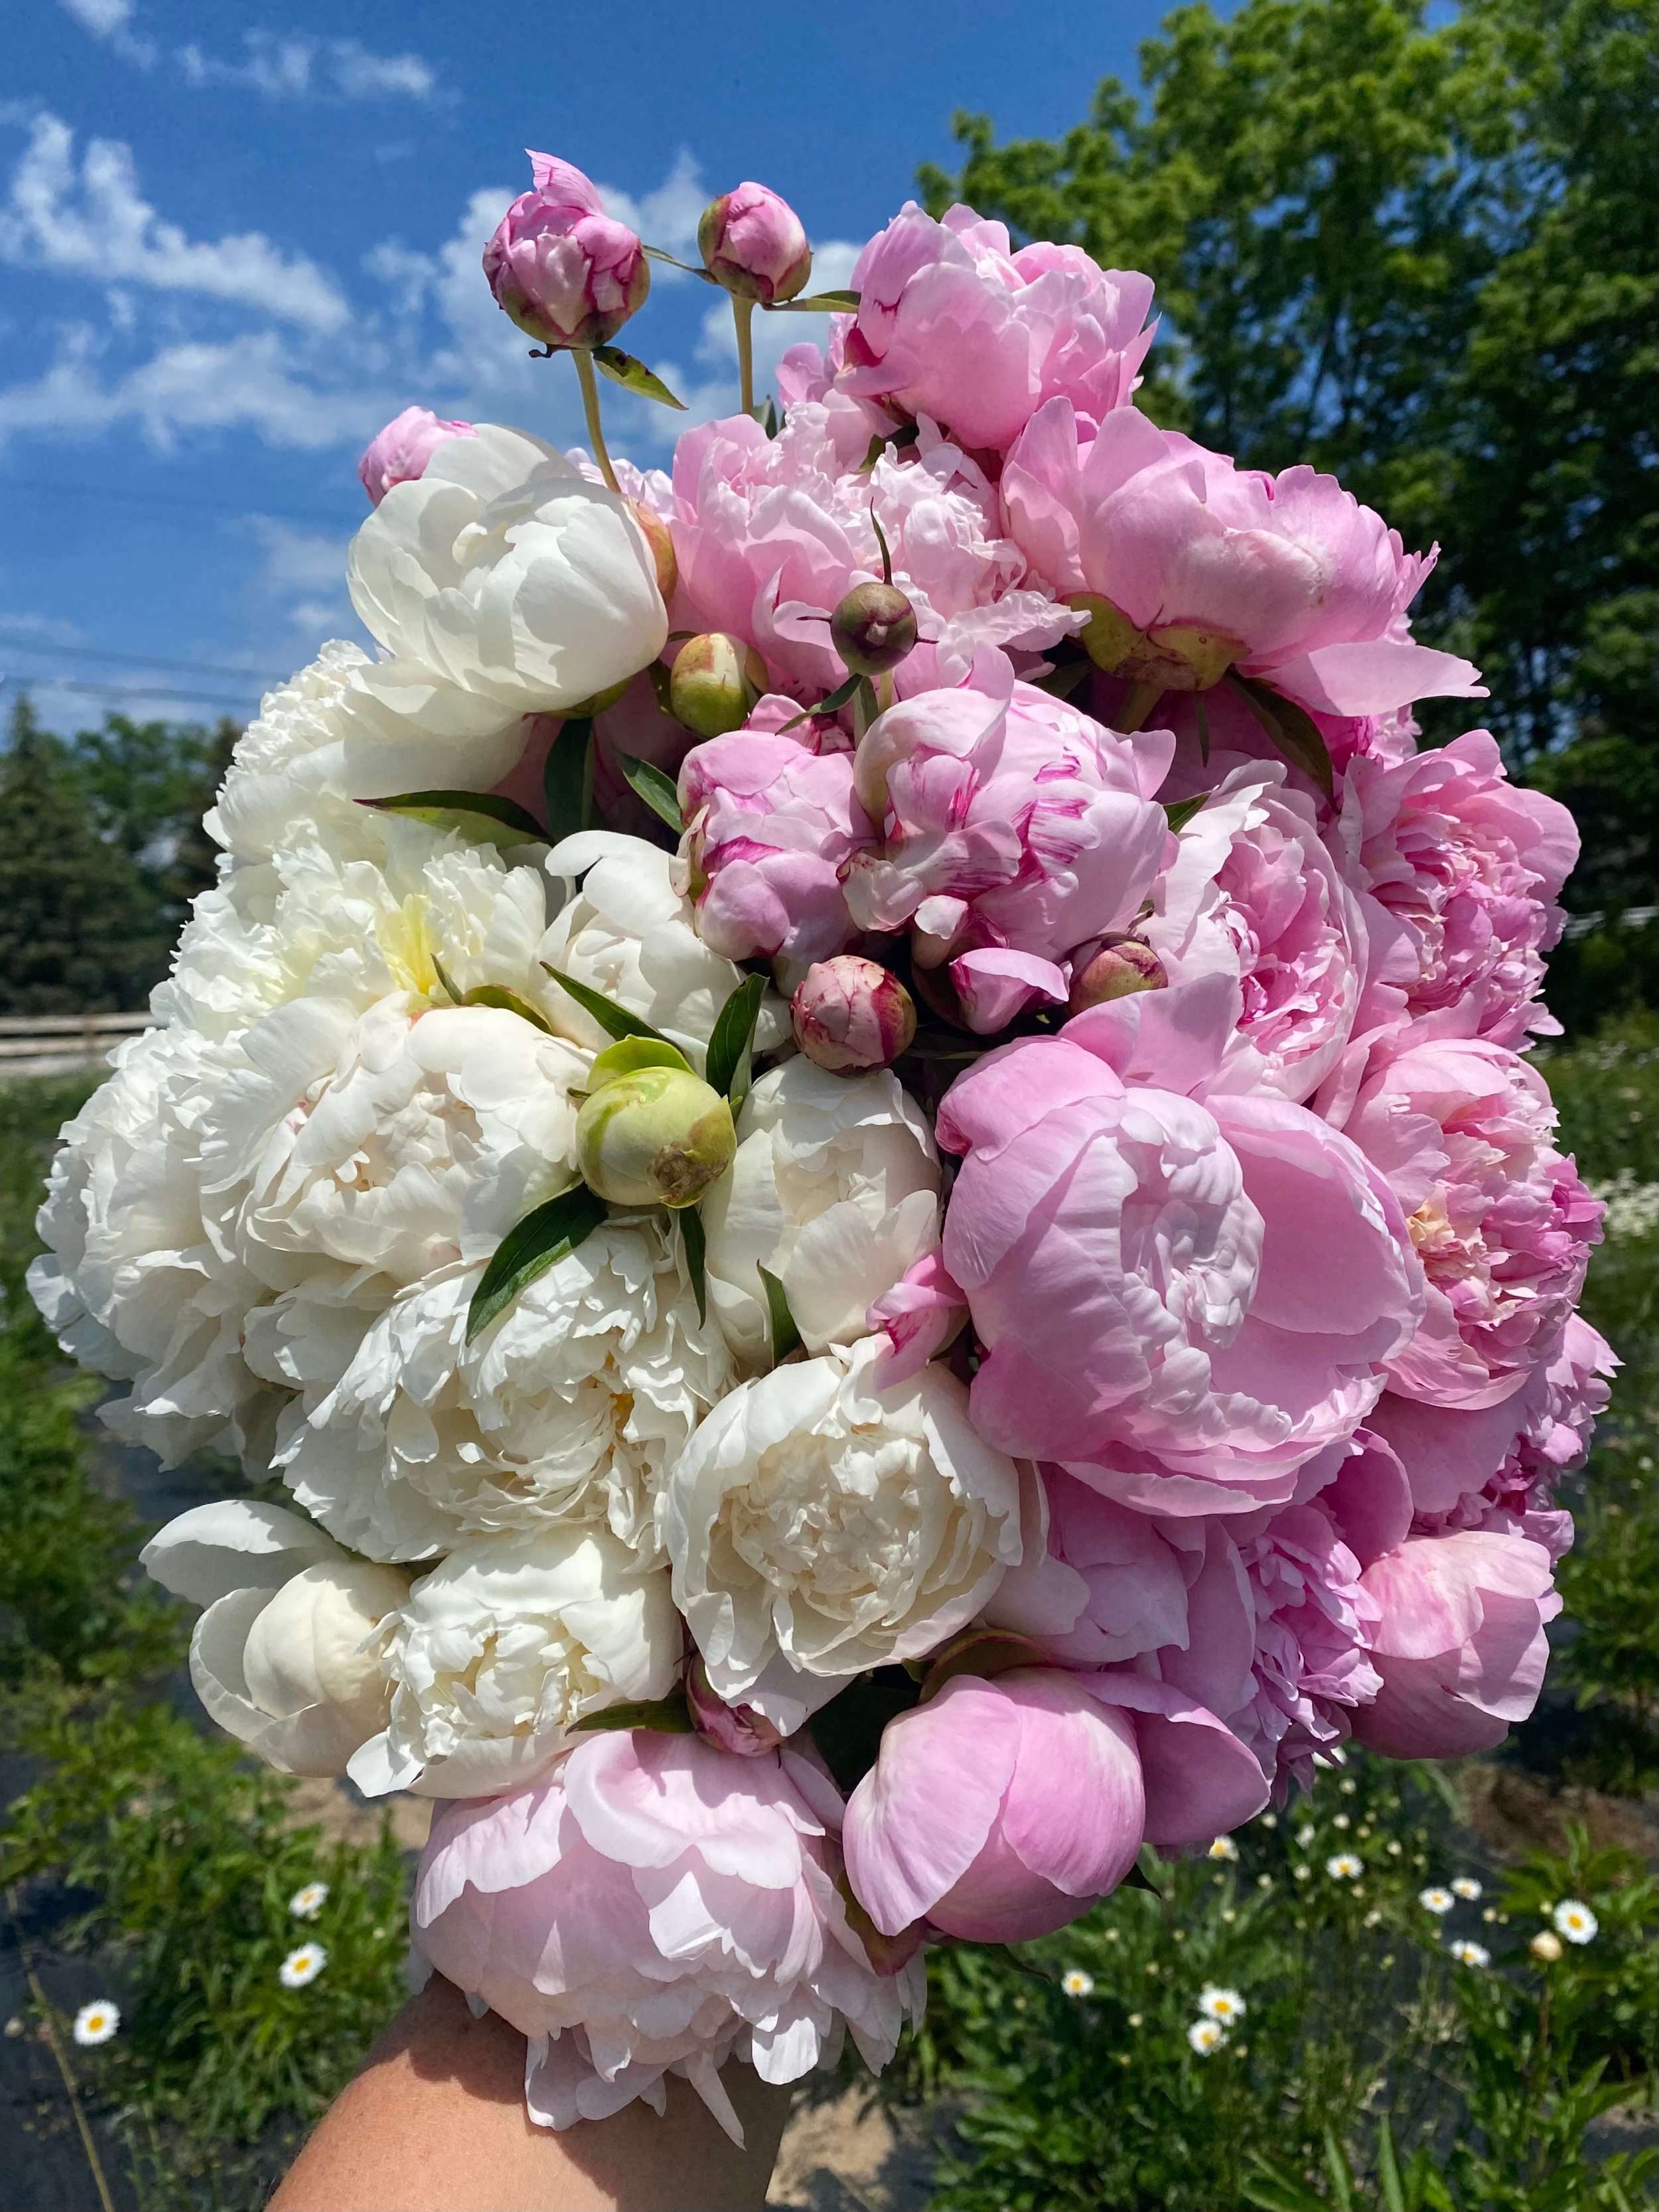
xmin=791 ymin=956 xmax=916 ymax=1073
xmin=685 ymin=1656 xmax=786 ymax=1756
xmin=357 ymin=407 xmax=475 ymax=506
xmin=576 ymin=1065 xmax=736 ymax=1209
xmin=482 ymin=152 xmax=649 ymax=351
xmin=697 ymin=182 xmax=813 ymax=305
xmin=630 ymin=500 xmax=679 ymax=604
xmin=830 ymin=581 xmax=918 ymax=677
xmin=670 ymin=632 xmax=767 ymax=738
xmin=1066 ymin=937 xmax=1167 ymax=1014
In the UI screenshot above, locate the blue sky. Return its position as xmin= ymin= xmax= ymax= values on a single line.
xmin=3 ymin=0 xmax=1187 ymax=734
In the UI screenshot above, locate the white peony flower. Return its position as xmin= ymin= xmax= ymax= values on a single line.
xmin=541 ymin=832 xmax=788 ymax=1075
xmin=204 ymin=996 xmax=586 ymax=1289
xmin=662 ymin=1336 xmax=1024 ymax=1730
xmin=700 ymin=1059 xmax=942 ymax=1369
xmin=141 ymin=1499 xmax=409 ymax=1777
xmin=209 ymin=642 xmax=532 ymax=870
xmin=348 ymin=1521 xmax=680 ymax=1799
xmin=266 ymin=1217 xmax=731 ymax=1564
xmin=346 ymin=425 xmax=668 ymax=717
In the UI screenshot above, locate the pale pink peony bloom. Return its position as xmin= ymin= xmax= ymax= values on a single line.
xmin=1352 ymin=1531 xmax=1560 ymax=1758
xmin=676 ymin=728 xmax=876 ymax=966
xmin=843 ymin=1666 xmax=1267 ymax=1943
xmin=865 ymin=1249 xmax=969 ymax=1385
xmin=699 ymin=182 xmax=812 ymax=304
xmin=791 ymin=956 xmax=916 ymax=1074
xmin=1003 ymin=401 xmax=1485 ymax=718
xmin=668 ymin=407 xmax=1072 ymax=701
xmin=1340 ymin=1034 xmax=1602 ymax=1412
xmin=844 ymin=659 xmax=1173 ymax=1032
xmin=833 ymin=203 xmax=1155 ymax=453
xmin=1227 ymin=1501 xmax=1383 ymax=1790
xmin=357 ymin=407 xmax=475 ymax=506
xmin=412 ymin=1730 xmax=922 ymax=2142
xmin=1340 ymin=728 xmax=1578 ymax=1046
xmin=1396 ymin=1313 xmax=1614 ymax=1562
xmin=934 ymin=1003 xmax=1423 ymax=1511
xmin=483 ymin=152 xmax=649 ymax=350
xmin=1145 ymin=763 xmax=1378 ymax=1101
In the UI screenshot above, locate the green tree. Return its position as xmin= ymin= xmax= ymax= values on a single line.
xmin=0 ymin=695 xmax=171 ymax=1014
xmin=920 ymin=0 xmax=1657 ymax=1016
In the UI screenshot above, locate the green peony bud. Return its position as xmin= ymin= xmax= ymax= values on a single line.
xmin=669 ymin=632 xmax=768 ymax=738
xmin=830 ymin=580 xmax=918 ymax=677
xmin=576 ymin=1064 xmax=737 ymax=1209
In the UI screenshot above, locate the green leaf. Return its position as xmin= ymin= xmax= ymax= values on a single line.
xmin=368 ymin=790 xmax=547 ymax=846
xmin=1031 ymin=655 xmax=1092 ymax=701
xmin=616 ymin=752 xmax=684 ymax=834
xmin=679 ymin=1205 xmax=707 ymax=1326
xmin=1164 ymin=792 xmax=1212 ymax=834
xmin=871 ymin=508 xmax=894 ymax=585
xmin=541 ymin=965 xmax=673 ymax=1046
xmin=430 ymin=951 xmax=463 ymax=1004
xmin=757 ymin=1262 xmax=802 ymax=1365
xmin=1241 ymin=2160 xmax=1329 ymax=2212
xmin=587 ymin=1036 xmax=691 ymax=1087
xmin=705 ymin=972 xmax=767 ymax=1104
xmin=543 ymin=717 xmax=593 ymax=845
xmin=1321 ymin=2125 xmax=1356 ymax=2212
xmin=569 ymin=1693 xmax=695 ymax=1734
xmin=780 ymin=672 xmax=862 ymax=732
xmin=766 ymin=289 xmax=861 ymax=312
xmin=457 ymin=985 xmax=555 ymax=1034
xmin=857 ymin=422 xmax=920 ymax=473
xmin=1376 ymin=2115 xmax=1407 ymax=2212
xmin=1225 ymin=673 xmax=1335 ymax=800
xmin=808 ymin=1667 xmax=921 ymax=1793
xmin=466 ymin=1183 xmax=608 ymax=1341
xmin=592 ymin=344 xmax=687 ymax=409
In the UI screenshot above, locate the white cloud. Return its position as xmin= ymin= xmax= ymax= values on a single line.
xmin=56 ymin=0 xmax=134 ymax=35
xmin=599 ymin=150 xmax=707 ymax=269
xmin=175 ymin=33 xmax=441 ymax=105
xmin=0 ymin=113 xmax=347 ymax=330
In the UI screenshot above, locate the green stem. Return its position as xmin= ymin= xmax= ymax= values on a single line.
xmin=1118 ymin=681 xmax=1166 ymax=732
xmin=733 ymin=297 xmax=757 ymax=419
xmin=573 ymin=349 xmax=620 ymax=493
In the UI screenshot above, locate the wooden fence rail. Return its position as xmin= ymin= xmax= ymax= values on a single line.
xmin=0 ymin=1012 xmax=154 ymax=1080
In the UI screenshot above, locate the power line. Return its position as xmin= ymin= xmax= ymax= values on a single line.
xmin=1 ymin=673 xmax=257 ymax=711
xmin=0 ymin=630 xmax=291 ymax=683
xmin=0 ymin=474 xmax=356 ymax=529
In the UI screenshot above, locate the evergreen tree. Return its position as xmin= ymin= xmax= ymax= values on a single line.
xmin=0 ymin=694 xmax=171 ymax=1015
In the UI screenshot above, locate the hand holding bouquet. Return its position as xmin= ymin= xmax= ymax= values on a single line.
xmin=33 ymin=153 xmax=1607 ymax=2145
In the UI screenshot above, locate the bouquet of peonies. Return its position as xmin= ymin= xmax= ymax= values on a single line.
xmin=32 ymin=155 xmax=1610 ymax=2144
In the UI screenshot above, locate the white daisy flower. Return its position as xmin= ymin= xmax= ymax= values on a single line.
xmin=1296 ymin=1824 xmax=1316 ymax=1847
xmin=1060 ymin=1969 xmax=1095 ymax=1998
xmin=1419 ymin=1887 xmax=1455 ymax=1915
xmin=279 ymin=1943 xmax=328 ymax=1988
xmin=1187 ymin=2018 xmax=1228 ymax=2055
xmin=289 ymin=1882 xmax=330 ymax=1921
xmin=72 ymin=2000 xmax=120 ymax=2047
xmin=1552 ymin=1900 xmax=1598 ymax=1945
xmin=1450 ymin=1940 xmax=1490 ymax=1968
xmin=1531 ymin=1931 xmax=1564 ymax=1962
xmin=1325 ymin=1854 xmax=1364 ymax=1880
xmin=1451 ymin=1877 xmax=1482 ymax=1901
xmin=1338 ymin=1777 xmax=1357 ymax=1795
xmin=1198 ymin=1986 xmax=1246 ymax=2025
xmin=1293 ymin=1864 xmax=1311 ymax=1882
xmin=1207 ymin=1836 xmax=1239 ymax=1861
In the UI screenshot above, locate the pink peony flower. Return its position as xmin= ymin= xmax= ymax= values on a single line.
xmin=844 ymin=659 xmax=1174 ymax=1032
xmin=1352 ymin=1531 xmax=1560 ymax=1758
xmin=843 ymin=1665 xmax=1267 ymax=1943
xmin=1340 ymin=728 xmax=1579 ymax=1046
xmin=833 ymin=203 xmax=1155 ymax=453
xmin=356 ymin=407 xmax=475 ymax=506
xmin=1145 ymin=763 xmax=1378 ymax=1101
xmin=865 ymin=1248 xmax=969 ymax=1385
xmin=699 ymin=182 xmax=812 ymax=304
xmin=412 ymin=1729 xmax=922 ymax=2142
xmin=668 ymin=407 xmax=1072 ymax=702
xmin=1339 ymin=1034 xmax=1602 ymax=1412
xmin=934 ymin=1003 xmax=1423 ymax=1512
xmin=1003 ymin=401 xmax=1485 ymax=718
xmin=483 ymin=152 xmax=649 ymax=351
xmin=676 ymin=727 xmax=876 ymax=966
xmin=791 ymin=955 xmax=916 ymax=1074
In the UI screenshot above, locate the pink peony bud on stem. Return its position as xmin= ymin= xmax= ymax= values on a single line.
xmin=699 ymin=183 xmax=812 ymax=419
xmin=791 ymin=955 xmax=917 ymax=1074
xmin=685 ymin=1656 xmax=786 ymax=1757
xmin=1066 ymin=936 xmax=1167 ymax=1014
xmin=831 ymin=581 xmax=918 ymax=678
xmin=629 ymin=500 xmax=679 ymax=604
xmin=357 ymin=407 xmax=475 ymax=506
xmin=669 ymin=634 xmax=768 ymax=738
